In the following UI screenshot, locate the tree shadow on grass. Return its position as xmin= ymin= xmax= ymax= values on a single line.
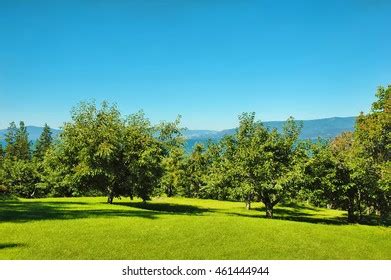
xmin=113 ymin=201 xmax=211 ymax=215
xmin=2 ymin=199 xmax=387 ymax=227
xmin=271 ymin=212 xmax=348 ymax=226
xmin=0 ymin=200 xmax=212 ymax=224
xmin=229 ymin=206 xmax=390 ymax=226
xmin=0 ymin=200 xmax=164 ymax=223
xmin=227 ymin=206 xmax=349 ymax=226
xmin=0 ymin=243 xmax=25 ymax=250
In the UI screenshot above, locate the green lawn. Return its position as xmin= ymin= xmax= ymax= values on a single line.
xmin=0 ymin=197 xmax=390 ymax=260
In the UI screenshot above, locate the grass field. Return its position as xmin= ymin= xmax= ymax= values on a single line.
xmin=0 ymin=197 xmax=390 ymax=260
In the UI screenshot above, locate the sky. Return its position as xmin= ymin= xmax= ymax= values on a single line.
xmin=0 ymin=0 xmax=390 ymax=130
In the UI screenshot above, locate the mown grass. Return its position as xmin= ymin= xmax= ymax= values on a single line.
xmin=0 ymin=197 xmax=390 ymax=260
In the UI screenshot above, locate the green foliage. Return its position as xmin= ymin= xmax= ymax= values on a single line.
xmin=226 ymin=113 xmax=305 ymax=218
xmin=33 ymin=123 xmax=53 ymax=160
xmin=15 ymin=122 xmax=31 ymax=161
xmin=0 ymin=122 xmax=37 ymax=197
xmin=200 ymin=139 xmax=237 ymax=200
xmin=0 ymin=143 xmax=4 ymax=162
xmin=40 ymin=145 xmax=81 ymax=197
xmin=353 ymin=85 xmax=391 ymax=221
xmin=44 ymin=102 xmax=165 ymax=203
xmin=157 ymin=117 xmax=187 ymax=197
xmin=0 ymin=159 xmax=43 ymax=198
xmin=122 ymin=111 xmax=164 ymax=202
xmin=159 ymin=147 xmax=187 ymax=197
xmin=3 ymin=121 xmax=31 ymax=161
xmin=4 ymin=121 xmax=18 ymax=160
xmin=302 ymin=86 xmax=390 ymax=223
xmin=184 ymin=144 xmax=208 ymax=198
xmin=46 ymin=101 xmax=125 ymax=199
xmin=304 ymin=133 xmax=359 ymax=222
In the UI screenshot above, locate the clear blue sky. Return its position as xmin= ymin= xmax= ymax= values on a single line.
xmin=1 ymin=0 xmax=390 ymax=130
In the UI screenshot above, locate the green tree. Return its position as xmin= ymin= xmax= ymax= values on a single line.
xmin=233 ymin=113 xmax=304 ymax=217
xmin=354 ymin=85 xmax=390 ymax=221
xmin=0 ymin=144 xmax=6 ymax=197
xmin=14 ymin=121 xmax=30 ymax=161
xmin=184 ymin=144 xmax=207 ymax=198
xmin=46 ymin=102 xmax=165 ymax=204
xmin=257 ymin=118 xmax=305 ymax=218
xmin=1 ymin=159 xmax=41 ymax=198
xmin=34 ymin=123 xmax=53 ymax=160
xmin=201 ymin=141 xmax=226 ymax=199
xmin=1 ymin=122 xmax=36 ymax=197
xmin=330 ymin=132 xmax=358 ymax=222
xmin=0 ymin=143 xmax=4 ymax=162
xmin=299 ymin=139 xmax=331 ymax=207
xmin=4 ymin=121 xmax=18 ymax=160
xmin=48 ymin=101 xmax=126 ymax=201
xmin=158 ymin=117 xmax=187 ymax=197
xmin=160 ymin=147 xmax=187 ymax=197
xmin=348 ymin=144 xmax=378 ymax=221
xmin=121 ymin=111 xmax=164 ymax=203
xmin=234 ymin=113 xmax=267 ymax=210
xmin=304 ymin=132 xmax=378 ymax=223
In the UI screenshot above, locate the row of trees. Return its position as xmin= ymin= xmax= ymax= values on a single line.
xmin=0 ymin=102 xmax=179 ymax=203
xmin=0 ymin=86 xmax=390 ymax=223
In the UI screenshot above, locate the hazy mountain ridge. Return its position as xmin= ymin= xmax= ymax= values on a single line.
xmin=182 ymin=117 xmax=356 ymax=140
xmin=0 ymin=117 xmax=356 ymax=150
xmin=182 ymin=117 xmax=356 ymax=151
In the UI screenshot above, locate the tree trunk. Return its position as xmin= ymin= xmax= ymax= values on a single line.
xmin=107 ymin=196 xmax=113 ymax=204
xmin=167 ymin=186 xmax=173 ymax=197
xmin=261 ymin=193 xmax=278 ymax=219
xmin=379 ymin=208 xmax=389 ymax=225
xmin=347 ymin=205 xmax=356 ymax=223
xmin=357 ymin=190 xmax=363 ymax=222
xmin=347 ymin=190 xmax=357 ymax=223
xmin=245 ymin=192 xmax=253 ymax=210
xmin=265 ymin=203 xmax=273 ymax=219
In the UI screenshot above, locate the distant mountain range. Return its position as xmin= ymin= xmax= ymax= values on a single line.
xmin=181 ymin=117 xmax=356 ymax=151
xmin=0 ymin=117 xmax=356 ymax=152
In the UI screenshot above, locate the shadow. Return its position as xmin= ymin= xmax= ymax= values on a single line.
xmin=1 ymin=199 xmax=387 ymax=227
xmin=227 ymin=205 xmax=349 ymax=225
xmin=271 ymin=214 xmax=348 ymax=226
xmin=0 ymin=200 xmax=211 ymax=224
xmin=230 ymin=205 xmax=390 ymax=226
xmin=0 ymin=200 xmax=162 ymax=223
xmin=0 ymin=243 xmax=25 ymax=250
xmin=352 ymin=215 xmax=390 ymax=227
xmin=114 ymin=201 xmax=211 ymax=215
xmin=228 ymin=211 xmax=347 ymax=225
